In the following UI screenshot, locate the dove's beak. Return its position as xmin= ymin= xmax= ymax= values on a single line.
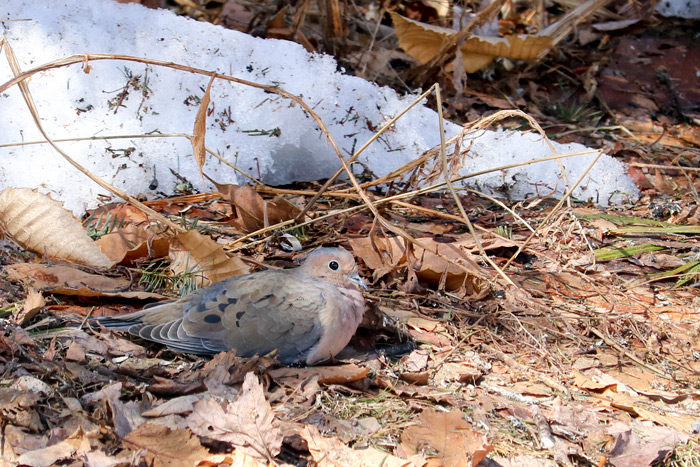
xmin=350 ymin=273 xmax=368 ymax=290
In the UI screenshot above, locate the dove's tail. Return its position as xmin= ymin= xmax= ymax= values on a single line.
xmin=90 ymin=311 xmax=148 ymax=330
xmin=89 ymin=299 xmax=177 ymax=330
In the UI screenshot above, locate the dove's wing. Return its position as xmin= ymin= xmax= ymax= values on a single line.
xmin=131 ymin=270 xmax=327 ymax=364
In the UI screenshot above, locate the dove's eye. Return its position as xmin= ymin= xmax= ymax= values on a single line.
xmin=328 ymin=260 xmax=339 ymax=271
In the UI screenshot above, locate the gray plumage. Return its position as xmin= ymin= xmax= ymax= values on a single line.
xmin=95 ymin=248 xmax=366 ymax=365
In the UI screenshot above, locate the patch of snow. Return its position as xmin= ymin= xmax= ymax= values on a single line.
xmin=656 ymin=0 xmax=700 ymax=19
xmin=0 ymin=0 xmax=639 ymax=214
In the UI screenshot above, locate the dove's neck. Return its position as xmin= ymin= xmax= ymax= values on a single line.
xmin=337 ymin=285 xmax=365 ymax=322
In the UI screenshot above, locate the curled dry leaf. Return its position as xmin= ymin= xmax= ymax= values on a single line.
xmin=0 ymin=188 xmax=114 ymax=268
xmin=95 ymin=224 xmax=169 ymax=265
xmin=170 ymin=229 xmax=249 ymax=287
xmin=212 ymin=181 xmax=301 ymax=233
xmin=390 ymin=12 xmax=552 ymax=73
xmin=267 ymin=363 xmax=369 ymax=386
xmin=141 ymin=394 xmax=206 ymax=418
xmin=4 ymin=263 xmax=166 ymax=300
xmin=349 ymin=236 xmax=486 ymax=294
xmin=15 ymin=289 xmax=45 ymax=325
xmin=190 ymin=74 xmax=216 ymax=182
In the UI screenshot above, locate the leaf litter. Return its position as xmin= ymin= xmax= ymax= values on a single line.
xmin=2 ymin=173 xmax=697 ymax=466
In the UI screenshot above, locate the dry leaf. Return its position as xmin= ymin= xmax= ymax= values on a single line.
xmin=267 ymin=363 xmax=369 ymax=386
xmin=4 ymin=263 xmax=165 ymax=300
xmin=95 ymin=224 xmax=169 ymax=264
xmin=400 ymin=409 xmax=492 ymax=467
xmin=432 ymin=362 xmax=482 ymax=385
xmin=169 ymin=229 xmax=249 ymax=287
xmin=15 ymin=289 xmax=45 ymax=325
xmin=65 ymin=341 xmax=87 ymax=363
xmin=490 ymin=455 xmax=558 ymax=467
xmin=212 ymin=181 xmax=301 ymax=233
xmin=88 ymin=202 xmax=151 ymax=224
xmin=390 ymin=12 xmax=552 ymax=73
xmin=349 ymin=236 xmax=485 ymax=293
xmin=186 ymin=372 xmax=282 ymax=462
xmin=100 ymin=383 xmax=148 ymax=438
xmin=0 ymin=388 xmax=42 ymax=431
xmin=83 ymin=450 xmax=132 ymax=467
xmin=12 ymin=376 xmax=52 ymax=395
xmin=123 ymin=423 xmax=210 ymax=467
xmin=301 ymin=425 xmax=422 ymax=467
xmin=400 ymin=350 xmax=430 ymax=372
xmin=16 ymin=427 xmax=90 ymax=467
xmin=0 ymin=187 xmax=114 ymax=268
xmin=607 ymin=420 xmax=686 ymax=467
xmin=306 ymin=414 xmax=382 ymax=445
xmin=141 ymin=394 xmax=206 ymax=418
xmin=190 ymin=74 xmax=216 ymax=182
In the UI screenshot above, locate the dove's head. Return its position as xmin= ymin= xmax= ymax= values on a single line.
xmin=298 ymin=247 xmax=367 ymax=290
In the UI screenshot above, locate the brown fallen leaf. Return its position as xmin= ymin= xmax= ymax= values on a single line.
xmin=267 ymin=363 xmax=369 ymax=386
xmin=390 ymin=12 xmax=552 ymax=73
xmin=349 ymin=236 xmax=485 ymax=293
xmin=212 ymin=181 xmax=301 ymax=233
xmin=169 ymin=229 xmax=249 ymax=288
xmin=123 ymin=422 xmax=210 ymax=467
xmin=380 ymin=307 xmax=446 ymax=333
xmin=490 ymin=455 xmax=558 ymax=467
xmin=607 ymin=420 xmax=687 ymax=467
xmin=82 ymin=450 xmax=134 ymax=467
xmin=511 ymin=382 xmax=553 ymax=398
xmin=4 ymin=263 xmax=165 ymax=300
xmin=400 ymin=409 xmax=492 ymax=467
xmin=87 ymin=202 xmax=151 ymax=225
xmin=190 ymin=73 xmax=216 ymax=182
xmin=304 ymin=413 xmax=383 ymax=444
xmin=571 ymin=368 xmax=621 ymax=392
xmin=602 ymin=389 xmax=699 ymax=435
xmin=146 ymin=376 xmax=206 ymax=398
xmin=301 ymin=424 xmax=423 ymax=467
xmin=0 ymin=187 xmax=114 ymax=268
xmin=2 ymin=424 xmax=46 ymax=462
xmin=99 ymin=330 xmax=148 ymax=357
xmin=100 ymin=382 xmax=148 ymax=438
xmin=95 ymin=224 xmax=169 ymax=265
xmin=190 ymin=350 xmax=262 ymax=390
xmin=400 ymin=350 xmax=430 ymax=372
xmin=65 ymin=341 xmax=87 ymax=363
xmin=16 ymin=427 xmax=90 ymax=467
xmin=433 ymin=362 xmax=482 ymax=385
xmin=11 ymin=376 xmax=52 ymax=396
xmin=0 ymin=388 xmax=43 ymax=431
xmin=141 ymin=394 xmax=206 ymax=418
xmin=187 ymin=372 xmax=282 ymax=462
xmin=15 ymin=288 xmax=45 ymax=325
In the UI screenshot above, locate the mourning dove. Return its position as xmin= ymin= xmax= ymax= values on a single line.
xmin=96 ymin=248 xmax=367 ymax=365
